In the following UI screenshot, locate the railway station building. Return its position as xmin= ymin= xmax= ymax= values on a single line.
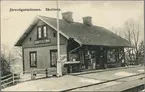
xmin=15 ymin=11 xmax=131 ymax=74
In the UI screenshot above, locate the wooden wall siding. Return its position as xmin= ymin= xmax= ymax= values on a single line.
xmin=23 ymin=45 xmax=67 ymax=72
xmin=22 ymin=20 xmax=68 ymax=48
xmin=79 ymin=47 xmax=85 ymax=64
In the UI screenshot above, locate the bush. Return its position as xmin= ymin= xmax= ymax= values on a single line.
xmin=1 ymin=57 xmax=12 ymax=77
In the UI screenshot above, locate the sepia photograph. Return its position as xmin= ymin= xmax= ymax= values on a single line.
xmin=1 ymin=0 xmax=144 ymax=91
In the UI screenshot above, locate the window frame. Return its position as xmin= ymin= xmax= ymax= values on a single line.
xmin=37 ymin=25 xmax=48 ymax=40
xmin=43 ymin=25 xmax=47 ymax=38
xmin=37 ymin=26 xmax=42 ymax=40
xmin=50 ymin=49 xmax=57 ymax=67
xmin=107 ymin=48 xmax=116 ymax=63
xmin=29 ymin=51 xmax=37 ymax=68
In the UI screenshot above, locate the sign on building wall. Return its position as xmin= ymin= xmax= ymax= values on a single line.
xmin=34 ymin=38 xmax=51 ymax=44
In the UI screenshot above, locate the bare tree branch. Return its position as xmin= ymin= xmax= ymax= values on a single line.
xmin=111 ymin=18 xmax=143 ymax=65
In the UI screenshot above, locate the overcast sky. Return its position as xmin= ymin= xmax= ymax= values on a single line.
xmin=1 ymin=1 xmax=144 ymax=49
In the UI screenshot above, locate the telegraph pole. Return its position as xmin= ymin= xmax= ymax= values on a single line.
xmin=56 ymin=0 xmax=62 ymax=76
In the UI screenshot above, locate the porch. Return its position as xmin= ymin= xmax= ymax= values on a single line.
xmin=66 ymin=43 xmax=126 ymax=73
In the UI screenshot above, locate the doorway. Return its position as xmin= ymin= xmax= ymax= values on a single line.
xmin=99 ymin=47 xmax=107 ymax=69
xmin=50 ymin=50 xmax=57 ymax=67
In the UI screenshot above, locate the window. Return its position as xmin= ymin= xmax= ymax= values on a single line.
xmin=30 ymin=51 xmax=37 ymax=68
xmin=43 ymin=26 xmax=47 ymax=38
xmin=37 ymin=26 xmax=47 ymax=40
xmin=107 ymin=49 xmax=116 ymax=63
xmin=29 ymin=37 xmax=32 ymax=41
xmin=38 ymin=27 xmax=42 ymax=39
xmin=53 ymin=33 xmax=56 ymax=37
xmin=50 ymin=50 xmax=57 ymax=67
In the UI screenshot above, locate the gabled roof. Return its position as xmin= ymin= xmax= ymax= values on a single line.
xmin=15 ymin=15 xmax=131 ymax=47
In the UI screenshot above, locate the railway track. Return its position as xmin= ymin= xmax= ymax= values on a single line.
xmin=2 ymin=66 xmax=144 ymax=91
xmin=61 ymin=72 xmax=145 ymax=92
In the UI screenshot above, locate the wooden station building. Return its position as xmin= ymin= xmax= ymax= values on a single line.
xmin=15 ymin=12 xmax=131 ymax=74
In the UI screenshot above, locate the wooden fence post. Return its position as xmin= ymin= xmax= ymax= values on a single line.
xmin=46 ymin=68 xmax=48 ymax=77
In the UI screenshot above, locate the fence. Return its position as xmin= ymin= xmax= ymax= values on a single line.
xmin=1 ymin=68 xmax=58 ymax=88
xmin=30 ymin=68 xmax=57 ymax=79
xmin=1 ymin=73 xmax=20 ymax=88
xmin=1 ymin=57 xmax=66 ymax=89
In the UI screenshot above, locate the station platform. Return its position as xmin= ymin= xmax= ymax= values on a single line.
xmin=2 ymin=65 xmax=144 ymax=91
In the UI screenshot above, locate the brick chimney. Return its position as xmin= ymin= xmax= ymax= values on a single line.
xmin=83 ymin=16 xmax=92 ymax=26
xmin=62 ymin=11 xmax=73 ymax=23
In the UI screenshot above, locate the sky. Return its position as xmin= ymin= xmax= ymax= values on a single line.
xmin=1 ymin=1 xmax=144 ymax=49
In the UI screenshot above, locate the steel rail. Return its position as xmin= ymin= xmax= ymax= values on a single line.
xmin=61 ymin=72 xmax=145 ymax=92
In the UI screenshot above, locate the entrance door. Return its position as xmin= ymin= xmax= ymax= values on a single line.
xmin=99 ymin=47 xmax=107 ymax=69
xmin=50 ymin=50 xmax=57 ymax=67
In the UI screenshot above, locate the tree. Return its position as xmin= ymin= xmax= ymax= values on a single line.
xmin=1 ymin=55 xmax=11 ymax=76
xmin=1 ymin=44 xmax=18 ymax=76
xmin=137 ymin=40 xmax=144 ymax=64
xmin=1 ymin=45 xmax=11 ymax=76
xmin=14 ymin=47 xmax=22 ymax=58
xmin=122 ymin=19 xmax=143 ymax=64
xmin=110 ymin=18 xmax=144 ymax=65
